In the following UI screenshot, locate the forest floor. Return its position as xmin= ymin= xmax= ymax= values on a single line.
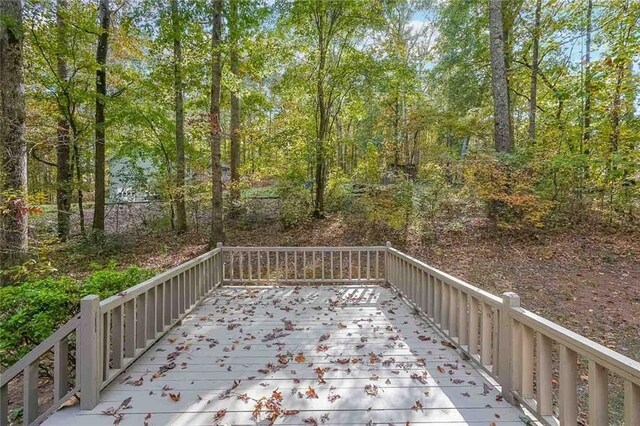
xmin=46 ymin=211 xmax=640 ymax=364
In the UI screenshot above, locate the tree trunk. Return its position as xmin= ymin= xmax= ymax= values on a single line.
xmin=488 ymin=0 xmax=513 ymax=152
xmin=0 ymin=0 xmax=28 ymax=276
xmin=527 ymin=0 xmax=542 ymax=145
xmin=172 ymin=0 xmax=187 ymax=233
xmin=313 ymin=5 xmax=328 ymax=219
xmin=609 ymin=62 xmax=625 ymax=154
xmin=56 ymin=0 xmax=72 ymax=241
xmin=92 ymin=0 xmax=109 ymax=231
xmin=229 ymin=0 xmax=241 ymax=213
xmin=210 ymin=0 xmax=224 ymax=245
xmin=582 ymin=0 xmax=593 ymax=151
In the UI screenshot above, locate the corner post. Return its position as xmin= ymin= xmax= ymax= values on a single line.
xmin=384 ymin=241 xmax=391 ymax=284
xmin=216 ymin=242 xmax=223 ymax=286
xmin=499 ymin=292 xmax=520 ymax=404
xmin=80 ymin=295 xmax=101 ymax=410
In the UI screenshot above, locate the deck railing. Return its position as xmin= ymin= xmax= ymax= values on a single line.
xmin=386 ymin=245 xmax=640 ymax=426
xmin=2 ymin=243 xmax=640 ymax=426
xmin=222 ymin=246 xmax=386 ymax=284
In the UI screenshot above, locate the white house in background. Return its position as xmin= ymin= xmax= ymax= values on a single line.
xmin=108 ymin=155 xmax=158 ymax=202
xmin=109 ymin=154 xmax=233 ymax=203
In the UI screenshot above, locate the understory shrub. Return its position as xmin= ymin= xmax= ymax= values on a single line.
xmin=0 ymin=264 xmax=154 ymax=370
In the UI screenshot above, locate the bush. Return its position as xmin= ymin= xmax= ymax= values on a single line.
xmin=276 ymin=168 xmax=311 ymax=228
xmin=325 ymin=168 xmax=354 ymax=213
xmin=0 ymin=264 xmax=155 ymax=370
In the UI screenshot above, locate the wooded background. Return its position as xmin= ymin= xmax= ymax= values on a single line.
xmin=0 ymin=0 xmax=638 ymax=278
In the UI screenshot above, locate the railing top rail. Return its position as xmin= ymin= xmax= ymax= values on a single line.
xmin=387 ymin=247 xmax=503 ymax=307
xmin=222 ymin=246 xmax=387 ymax=251
xmin=1 ymin=315 xmax=80 ymax=386
xmin=511 ymin=307 xmax=640 ymax=384
xmin=100 ymin=248 xmax=220 ymax=311
xmin=389 ymin=246 xmax=640 ymax=385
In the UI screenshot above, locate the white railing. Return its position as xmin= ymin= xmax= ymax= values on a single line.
xmin=3 ymin=243 xmax=639 ymax=426
xmin=0 ymin=316 xmax=80 ymax=426
xmin=386 ymin=244 xmax=640 ymax=426
xmin=0 ymin=247 xmax=223 ymax=426
xmin=222 ymin=246 xmax=386 ymax=284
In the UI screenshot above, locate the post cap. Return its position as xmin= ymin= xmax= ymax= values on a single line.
xmin=216 ymin=242 xmax=223 ymax=248
xmin=386 ymin=241 xmax=392 ymax=247
xmin=501 ymin=292 xmax=520 ymax=307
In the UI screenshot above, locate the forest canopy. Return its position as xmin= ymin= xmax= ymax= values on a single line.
xmin=0 ymin=0 xmax=638 ymax=277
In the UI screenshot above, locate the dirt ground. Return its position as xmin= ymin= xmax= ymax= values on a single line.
xmin=48 ymin=212 xmax=640 ymax=363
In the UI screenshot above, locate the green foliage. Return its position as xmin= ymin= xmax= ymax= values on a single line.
xmin=276 ymin=168 xmax=311 ymax=229
xmin=324 ymin=169 xmax=354 ymax=213
xmin=0 ymin=264 xmax=154 ymax=370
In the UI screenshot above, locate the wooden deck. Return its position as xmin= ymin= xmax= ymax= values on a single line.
xmin=44 ymin=285 xmax=533 ymax=425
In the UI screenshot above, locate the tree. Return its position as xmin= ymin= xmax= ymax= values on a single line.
xmin=228 ymin=0 xmax=241 ymax=212
xmin=488 ymin=0 xmax=512 ymax=152
xmin=172 ymin=0 xmax=187 ymax=233
xmin=55 ymin=0 xmax=73 ymax=240
xmin=527 ymin=0 xmax=542 ymax=145
xmin=210 ymin=0 xmax=224 ymax=245
xmin=582 ymin=0 xmax=592 ymax=150
xmin=92 ymin=0 xmax=109 ymax=231
xmin=0 ymin=0 xmax=28 ymax=276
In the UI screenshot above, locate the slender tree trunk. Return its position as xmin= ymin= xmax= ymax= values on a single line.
xmin=313 ymin=8 xmax=328 ymax=219
xmin=73 ymin=135 xmax=85 ymax=234
xmin=56 ymin=0 xmax=72 ymax=240
xmin=582 ymin=0 xmax=593 ymax=151
xmin=210 ymin=0 xmax=224 ymax=245
xmin=528 ymin=0 xmax=542 ymax=145
xmin=229 ymin=0 xmax=241 ymax=213
xmin=0 ymin=0 xmax=28 ymax=276
xmin=172 ymin=0 xmax=187 ymax=233
xmin=609 ymin=62 xmax=625 ymax=155
xmin=92 ymin=0 xmax=109 ymax=231
xmin=489 ymin=0 xmax=513 ymax=152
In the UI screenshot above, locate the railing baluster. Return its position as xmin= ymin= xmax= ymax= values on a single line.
xmin=434 ymin=278 xmax=441 ymax=324
xmin=136 ymin=293 xmax=147 ymax=348
xmin=625 ymin=380 xmax=640 ymax=425
xmin=230 ymin=251 xmax=234 ymax=282
xmin=156 ymin=283 xmax=164 ymax=332
xmin=23 ymin=361 xmax=39 ymax=423
xmin=588 ymin=361 xmax=608 ymax=425
xmin=441 ymin=283 xmax=449 ymax=331
xmin=239 ymin=251 xmax=244 ymax=282
xmin=559 ymin=345 xmax=578 ymax=425
xmin=112 ymin=305 xmax=123 ymax=368
xmin=511 ymin=321 xmax=523 ymax=396
xmin=448 ymin=284 xmax=457 ymax=337
xmin=258 ymin=251 xmax=262 ymax=282
xmin=322 ymin=251 xmax=326 ymax=280
xmin=147 ymin=287 xmax=156 ymax=340
xmin=458 ymin=289 xmax=468 ymax=346
xmin=421 ymin=271 xmax=428 ymax=312
xmin=468 ymin=296 xmax=479 ymax=355
xmin=171 ymin=276 xmax=178 ymax=320
xmin=267 ymin=251 xmax=271 ymax=281
xmin=53 ymin=337 xmax=69 ymax=402
xmin=521 ymin=324 xmax=534 ymax=400
xmin=275 ymin=251 xmax=279 ymax=281
xmin=248 ymin=252 xmax=252 ymax=282
xmin=102 ymin=311 xmax=111 ymax=381
xmin=480 ymin=302 xmax=492 ymax=366
xmin=124 ymin=299 xmax=136 ymax=357
xmin=1 ymin=382 xmax=8 ymax=426
xmin=536 ymin=333 xmax=553 ymax=416
xmin=492 ymin=307 xmax=500 ymax=376
xmin=284 ymin=251 xmax=288 ymax=281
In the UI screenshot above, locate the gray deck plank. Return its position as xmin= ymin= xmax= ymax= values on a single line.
xmin=44 ymin=285 xmax=535 ymax=425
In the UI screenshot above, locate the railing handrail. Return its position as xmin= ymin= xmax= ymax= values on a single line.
xmin=222 ymin=245 xmax=387 ymax=251
xmin=387 ymin=247 xmax=503 ymax=306
xmin=511 ymin=306 xmax=640 ymax=384
xmin=0 ymin=315 xmax=80 ymax=387
xmin=99 ymin=248 xmax=220 ymax=311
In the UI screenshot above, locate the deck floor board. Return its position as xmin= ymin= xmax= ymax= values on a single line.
xmin=44 ymin=285 xmax=534 ymax=425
